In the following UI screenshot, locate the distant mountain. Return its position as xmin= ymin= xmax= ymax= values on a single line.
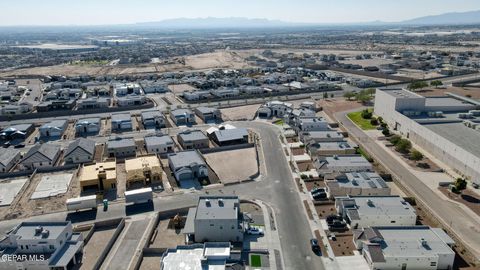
xmin=400 ymin=10 xmax=480 ymax=25
xmin=136 ymin=17 xmax=301 ymax=28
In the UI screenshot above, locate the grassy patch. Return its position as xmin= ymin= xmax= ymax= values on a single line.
xmin=356 ymin=147 xmax=373 ymax=162
xmin=347 ymin=109 xmax=376 ymax=130
xmin=273 ymin=119 xmax=285 ymax=126
xmin=250 ymin=254 xmax=262 ymax=267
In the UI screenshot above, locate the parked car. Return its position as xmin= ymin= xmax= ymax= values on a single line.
xmin=247 ymin=227 xmax=264 ymax=235
xmin=312 ymin=192 xmax=327 ymax=201
xmin=328 ymin=220 xmax=347 ymax=231
xmin=310 ymin=238 xmax=321 ymax=254
xmin=326 ymin=214 xmax=342 ymax=224
xmin=311 ymin=187 xmax=325 ymax=194
xmin=14 ymin=143 xmax=25 ymax=148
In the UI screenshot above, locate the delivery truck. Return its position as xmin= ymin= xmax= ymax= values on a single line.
xmin=125 ymin=187 xmax=153 ymax=204
xmin=66 ymin=195 xmax=97 ymax=211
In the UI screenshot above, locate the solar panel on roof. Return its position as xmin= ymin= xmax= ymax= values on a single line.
xmin=377 ymin=179 xmax=389 ymax=189
xmin=368 ymin=181 xmax=378 ymax=188
xmin=360 ymin=172 xmax=369 ymax=179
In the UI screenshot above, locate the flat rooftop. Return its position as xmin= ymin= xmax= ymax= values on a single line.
xmin=14 ymin=222 xmax=70 ymax=240
xmin=168 ymin=150 xmax=206 ymax=169
xmin=425 ymin=96 xmax=476 ymax=108
xmin=145 ymin=135 xmax=174 ymax=145
xmin=325 ymin=155 xmax=372 ymax=168
xmin=423 ymin=122 xmax=480 ymax=158
xmin=178 ymin=130 xmax=207 ymax=141
xmin=31 ymin=173 xmax=73 ymax=200
xmin=382 ymin=88 xmax=423 ymax=99
xmin=340 ymin=196 xmax=416 ymax=219
xmin=196 ymin=196 xmax=239 ymax=220
xmin=335 ymin=172 xmax=388 ymax=189
xmin=373 ymin=226 xmax=454 ymax=258
xmin=161 ymin=244 xmax=228 ymax=270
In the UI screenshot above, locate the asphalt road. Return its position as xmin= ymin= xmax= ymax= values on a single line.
xmin=335 ymin=111 xmax=480 ymax=259
xmin=0 ymin=121 xmax=324 ymax=270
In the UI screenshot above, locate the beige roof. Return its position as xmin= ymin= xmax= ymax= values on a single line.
xmin=125 ymin=156 xmax=161 ymax=172
xmin=80 ymin=161 xmax=117 ymax=182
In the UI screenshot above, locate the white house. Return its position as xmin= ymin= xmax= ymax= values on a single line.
xmin=336 ymin=195 xmax=416 ymax=229
xmin=325 ymin=172 xmax=391 ymax=198
xmin=75 ymin=117 xmax=101 ymax=135
xmin=39 ymin=119 xmax=68 ymax=138
xmin=354 ymin=226 xmax=455 ymax=270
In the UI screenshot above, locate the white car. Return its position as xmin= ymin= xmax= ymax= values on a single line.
xmin=246 ymin=227 xmax=264 ymax=235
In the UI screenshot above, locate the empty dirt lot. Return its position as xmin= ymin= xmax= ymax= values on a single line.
xmin=204 ymin=147 xmax=258 ymax=184
xmin=221 ymin=104 xmax=261 ymax=121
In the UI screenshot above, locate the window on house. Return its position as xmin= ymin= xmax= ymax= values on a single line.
xmin=430 ymin=262 xmax=436 ymax=266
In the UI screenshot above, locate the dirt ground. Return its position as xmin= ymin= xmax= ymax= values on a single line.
xmin=439 ymin=187 xmax=480 ymax=216
xmin=149 ymin=218 xmax=185 ymax=249
xmin=221 ymin=104 xmax=261 ymax=121
xmin=328 ymin=232 xmax=356 ymax=257
xmin=168 ymin=84 xmax=197 ymax=94
xmin=139 ymin=255 xmax=161 ymax=270
xmin=385 ymin=144 xmax=441 ymax=172
xmin=297 ymin=161 xmax=314 ymax=172
xmin=315 ymin=203 xmax=337 ymax=219
xmin=291 ymin=147 xmax=306 ymax=155
xmin=204 ymin=147 xmax=258 ymax=183
xmin=184 ymin=50 xmax=249 ymax=70
xmin=3 ymin=169 xmax=80 ymax=220
xmin=115 ymin=163 xmax=126 ymax=198
xmin=305 ymin=180 xmax=326 ymax=191
xmin=80 ymin=227 xmax=117 ymax=270
xmin=317 ymin=99 xmax=363 ymax=119
xmin=418 ymin=87 xmax=480 ymax=99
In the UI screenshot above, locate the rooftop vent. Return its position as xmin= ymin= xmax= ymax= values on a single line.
xmin=205 ymin=199 xmax=211 ymax=207
xmin=35 ymin=226 xmax=43 ymax=235
xmin=41 ymin=229 xmax=49 ymax=238
xmin=218 ymin=198 xmax=224 ymax=207
xmin=367 ymin=199 xmax=374 ymax=207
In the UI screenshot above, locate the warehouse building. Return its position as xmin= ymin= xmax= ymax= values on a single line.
xmin=374 ymin=88 xmax=480 ymax=185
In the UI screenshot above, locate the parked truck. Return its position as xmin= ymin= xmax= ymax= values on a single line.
xmin=125 ymin=187 xmax=153 ymax=204
xmin=66 ymin=195 xmax=97 ymax=211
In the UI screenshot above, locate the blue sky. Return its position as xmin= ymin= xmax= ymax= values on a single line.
xmin=1 ymin=0 xmax=479 ymax=26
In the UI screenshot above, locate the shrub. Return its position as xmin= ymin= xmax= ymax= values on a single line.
xmin=361 ymin=109 xmax=372 ymax=119
xmin=395 ymin=139 xmax=412 ymax=153
xmin=454 ymin=178 xmax=467 ymax=191
xmin=300 ymin=174 xmax=308 ymax=180
xmin=370 ymin=118 xmax=379 ymax=125
xmin=389 ymin=135 xmax=402 ymax=145
xmin=380 ymin=123 xmax=388 ymax=129
xmin=382 ymin=128 xmax=390 ymax=136
xmin=377 ymin=117 xmax=383 ymax=123
xmin=410 ymin=149 xmax=424 ymax=161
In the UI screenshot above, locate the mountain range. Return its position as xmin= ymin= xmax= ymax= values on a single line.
xmin=136 ymin=10 xmax=480 ymax=28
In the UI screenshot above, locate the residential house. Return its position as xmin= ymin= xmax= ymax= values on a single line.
xmin=36 ymin=100 xmax=76 ymax=112
xmin=79 ymin=161 xmax=117 ymax=191
xmin=183 ymin=196 xmax=244 ymax=242
xmin=75 ymin=117 xmax=101 ymax=135
xmin=354 ymin=226 xmax=455 ymax=270
xmin=160 ymin=243 xmax=231 ymax=269
xmin=300 ymin=131 xmax=345 ymax=144
xmin=0 ymin=123 xmax=35 ymax=141
xmin=208 ymin=127 xmax=249 ymax=146
xmin=39 ymin=119 xmax=68 ymax=138
xmin=77 ymin=97 xmax=110 ymax=110
xmin=144 ymin=135 xmax=175 ymax=154
xmin=167 ymin=150 xmax=208 ymax=181
xmin=177 ymin=130 xmax=209 ymax=149
xmin=315 ymin=155 xmax=373 ymax=175
xmin=257 ymin=101 xmax=293 ymax=118
xmin=125 ymin=155 xmax=162 ymax=188
xmin=194 ymin=107 xmax=221 ymax=122
xmin=64 ymin=138 xmax=96 ymax=164
xmin=170 ymin=109 xmax=196 ymax=126
xmin=336 ymin=195 xmax=416 ymax=229
xmin=111 ymin=113 xmax=132 ymax=132
xmin=141 ymin=110 xmax=165 ymax=128
xmin=0 ymin=221 xmax=84 ymax=270
xmin=0 ymin=148 xmax=21 ymax=172
xmin=307 ymin=141 xmax=357 ymax=156
xmin=106 ymin=138 xmax=137 ymax=158
xmin=20 ymin=143 xmax=61 ymax=170
xmin=325 ymin=172 xmax=390 ymax=198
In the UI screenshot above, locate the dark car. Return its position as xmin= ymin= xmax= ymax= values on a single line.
xmin=329 ymin=220 xmax=347 ymax=231
xmin=312 ymin=192 xmax=327 ymax=201
xmin=310 ymin=238 xmax=321 ymax=254
xmin=14 ymin=143 xmax=25 ymax=148
xmin=311 ymin=187 xmax=325 ymax=194
xmin=326 ymin=214 xmax=342 ymax=224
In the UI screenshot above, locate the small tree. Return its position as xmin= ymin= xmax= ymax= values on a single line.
xmin=410 ymin=149 xmax=424 ymax=161
xmin=454 ymin=178 xmax=467 ymax=191
xmin=361 ymin=109 xmax=372 ymax=119
xmin=377 ymin=117 xmax=383 ymax=123
xmin=323 ymin=92 xmax=329 ymax=99
xmin=343 ymin=91 xmax=356 ymax=100
xmin=407 ymin=81 xmax=429 ymax=91
xmin=430 ymin=80 xmax=443 ymax=88
xmin=395 ymin=139 xmax=412 ymax=154
xmin=389 ymin=135 xmax=402 ymax=145
xmin=382 ymin=128 xmax=390 ymax=136
xmin=370 ymin=118 xmax=379 ymax=126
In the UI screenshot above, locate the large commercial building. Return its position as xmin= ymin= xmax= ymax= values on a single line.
xmin=354 ymin=226 xmax=455 ymax=270
xmin=374 ymin=88 xmax=480 ymax=185
xmin=336 ymin=195 xmax=416 ymax=229
xmin=183 ymin=196 xmax=244 ymax=243
xmin=0 ymin=221 xmax=84 ymax=270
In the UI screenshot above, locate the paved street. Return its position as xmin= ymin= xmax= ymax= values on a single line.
xmin=0 ymin=120 xmax=324 ymax=270
xmin=335 ymin=111 xmax=480 ymax=260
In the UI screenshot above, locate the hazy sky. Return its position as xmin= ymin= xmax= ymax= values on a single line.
xmin=1 ymin=0 xmax=479 ymax=26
